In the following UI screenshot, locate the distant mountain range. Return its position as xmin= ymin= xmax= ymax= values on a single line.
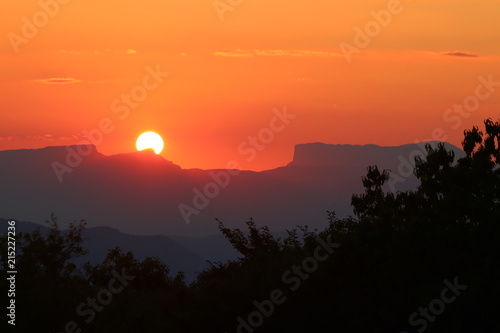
xmin=0 ymin=142 xmax=464 ymax=237
xmin=2 ymin=218 xmax=238 ymax=282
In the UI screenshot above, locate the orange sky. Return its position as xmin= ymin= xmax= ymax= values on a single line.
xmin=1 ymin=0 xmax=499 ymax=170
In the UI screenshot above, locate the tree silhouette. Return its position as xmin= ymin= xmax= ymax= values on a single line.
xmin=2 ymin=119 xmax=499 ymax=332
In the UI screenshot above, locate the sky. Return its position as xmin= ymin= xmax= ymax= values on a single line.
xmin=1 ymin=0 xmax=499 ymax=171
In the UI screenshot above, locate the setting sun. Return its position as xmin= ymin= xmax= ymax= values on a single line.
xmin=136 ymin=131 xmax=164 ymax=154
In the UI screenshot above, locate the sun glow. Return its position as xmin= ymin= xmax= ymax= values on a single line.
xmin=136 ymin=132 xmax=164 ymax=154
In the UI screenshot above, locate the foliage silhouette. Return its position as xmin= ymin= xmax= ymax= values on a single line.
xmin=1 ymin=119 xmax=499 ymax=332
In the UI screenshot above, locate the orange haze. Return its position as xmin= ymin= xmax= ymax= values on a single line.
xmin=1 ymin=0 xmax=499 ymax=170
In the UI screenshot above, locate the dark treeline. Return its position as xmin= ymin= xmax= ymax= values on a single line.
xmin=1 ymin=119 xmax=499 ymax=333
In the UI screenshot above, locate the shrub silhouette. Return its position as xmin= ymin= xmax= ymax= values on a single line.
xmin=1 ymin=119 xmax=499 ymax=332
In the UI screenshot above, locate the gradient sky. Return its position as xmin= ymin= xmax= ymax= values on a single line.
xmin=1 ymin=0 xmax=499 ymax=170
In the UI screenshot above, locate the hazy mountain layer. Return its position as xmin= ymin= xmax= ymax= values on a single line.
xmin=0 ymin=142 xmax=464 ymax=236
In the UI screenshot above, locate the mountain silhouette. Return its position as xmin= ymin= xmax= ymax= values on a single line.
xmin=0 ymin=142 xmax=464 ymax=236
xmin=2 ymin=218 xmax=208 ymax=281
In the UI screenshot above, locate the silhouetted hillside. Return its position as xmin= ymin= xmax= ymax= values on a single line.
xmin=1 ymin=219 xmax=206 ymax=281
xmin=0 ymin=142 xmax=464 ymax=236
xmin=1 ymin=119 xmax=498 ymax=333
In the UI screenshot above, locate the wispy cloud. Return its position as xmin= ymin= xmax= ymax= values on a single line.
xmin=26 ymin=134 xmax=56 ymax=141
xmin=58 ymin=49 xmax=138 ymax=55
xmin=213 ymin=49 xmax=341 ymax=58
xmin=0 ymin=134 xmax=81 ymax=142
xmin=34 ymin=77 xmax=83 ymax=85
xmin=443 ymin=51 xmax=479 ymax=58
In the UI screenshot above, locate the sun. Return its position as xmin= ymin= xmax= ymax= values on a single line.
xmin=136 ymin=131 xmax=164 ymax=154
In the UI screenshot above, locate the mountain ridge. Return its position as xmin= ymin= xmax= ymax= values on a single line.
xmin=0 ymin=141 xmax=464 ymax=236
xmin=0 ymin=218 xmax=209 ymax=282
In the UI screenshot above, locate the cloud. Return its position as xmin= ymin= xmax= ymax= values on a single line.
xmin=34 ymin=78 xmax=83 ymax=84
xmin=443 ymin=51 xmax=479 ymax=58
xmin=213 ymin=49 xmax=341 ymax=57
xmin=58 ymin=49 xmax=137 ymax=55
xmin=26 ymin=134 xmax=56 ymax=142
xmin=0 ymin=134 xmax=81 ymax=142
